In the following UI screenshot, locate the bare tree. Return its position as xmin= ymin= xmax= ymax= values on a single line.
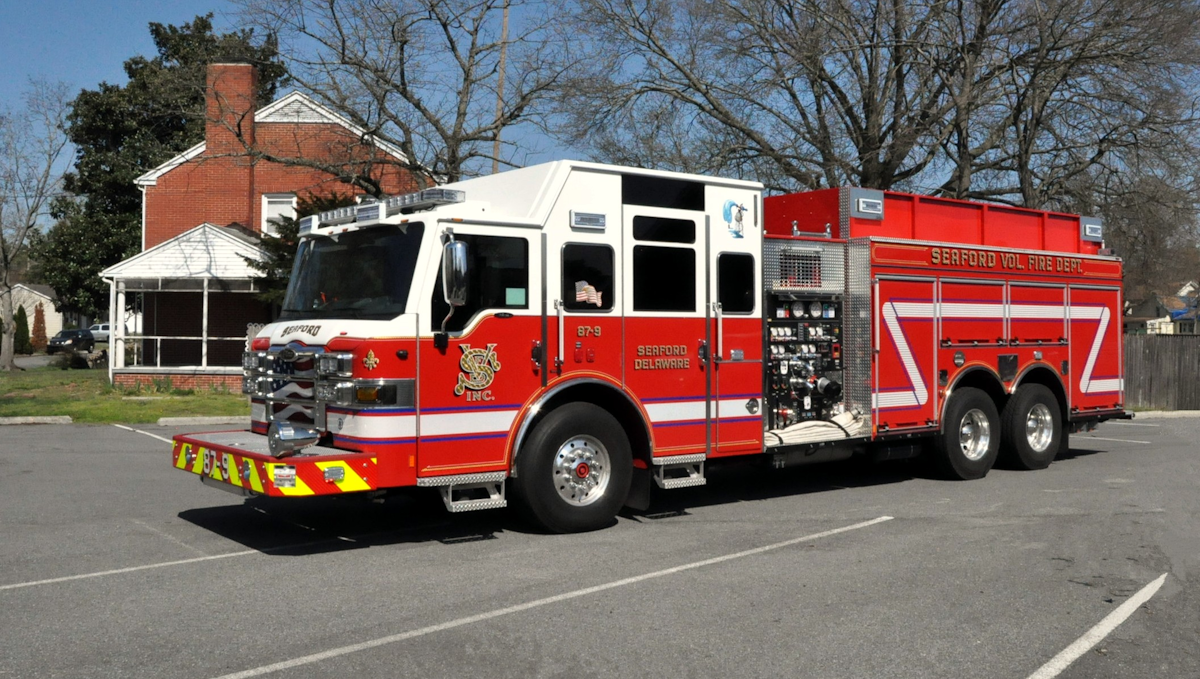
xmin=956 ymin=0 xmax=1200 ymax=209
xmin=560 ymin=0 xmax=985 ymax=192
xmin=0 ymin=82 xmax=71 ymax=371
xmin=235 ymin=0 xmax=575 ymax=185
xmin=560 ymin=0 xmax=1200 ymax=202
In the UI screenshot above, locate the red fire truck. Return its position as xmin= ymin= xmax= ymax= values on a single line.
xmin=171 ymin=161 xmax=1125 ymax=532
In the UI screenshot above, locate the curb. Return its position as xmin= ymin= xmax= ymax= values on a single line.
xmin=156 ymin=416 xmax=247 ymax=426
xmin=1126 ymin=411 xmax=1200 ymax=420
xmin=0 ymin=416 xmax=73 ymax=425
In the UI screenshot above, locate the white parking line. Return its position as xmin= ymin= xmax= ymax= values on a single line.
xmin=132 ymin=519 xmax=210 ymax=557
xmin=1079 ymin=435 xmax=1151 ymax=444
xmin=210 ymin=516 xmax=895 ymax=679
xmin=112 ymin=423 xmax=172 ymax=444
xmin=0 ymin=550 xmax=257 ymax=592
xmin=1026 ymin=572 xmax=1168 ymax=679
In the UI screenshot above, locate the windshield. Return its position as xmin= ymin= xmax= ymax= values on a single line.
xmin=280 ymin=223 xmax=426 ymax=321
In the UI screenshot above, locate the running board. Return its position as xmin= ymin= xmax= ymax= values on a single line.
xmin=417 ymin=471 xmax=507 ymax=512
xmin=651 ymin=453 xmax=707 ymax=489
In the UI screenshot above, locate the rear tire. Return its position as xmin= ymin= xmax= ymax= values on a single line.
xmin=934 ymin=387 xmax=1000 ymax=480
xmin=512 ymin=403 xmax=632 ymax=533
xmin=1000 ymin=384 xmax=1062 ymax=470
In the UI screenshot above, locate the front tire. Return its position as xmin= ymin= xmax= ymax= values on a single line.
xmin=512 ymin=403 xmax=632 ymax=533
xmin=934 ymin=387 xmax=1000 ymax=480
xmin=1000 ymin=384 xmax=1062 ymax=470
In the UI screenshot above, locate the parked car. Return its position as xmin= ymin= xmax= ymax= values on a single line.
xmin=47 ymin=329 xmax=95 ymax=354
xmin=87 ymin=323 xmax=111 ymax=342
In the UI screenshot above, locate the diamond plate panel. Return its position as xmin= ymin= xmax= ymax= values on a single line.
xmin=843 ymin=239 xmax=872 ymax=431
xmin=764 ymin=239 xmax=845 ymax=293
xmin=839 ymin=187 xmax=852 ymax=238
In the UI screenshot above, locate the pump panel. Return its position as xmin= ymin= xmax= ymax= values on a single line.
xmin=764 ymin=294 xmax=844 ymax=428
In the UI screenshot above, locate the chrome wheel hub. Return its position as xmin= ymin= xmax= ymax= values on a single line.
xmin=959 ymin=408 xmax=992 ymax=461
xmin=553 ymin=435 xmax=610 ymax=506
xmin=1025 ymin=403 xmax=1054 ymax=453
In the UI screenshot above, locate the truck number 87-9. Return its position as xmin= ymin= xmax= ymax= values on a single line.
xmin=577 ymin=326 xmax=602 ymax=337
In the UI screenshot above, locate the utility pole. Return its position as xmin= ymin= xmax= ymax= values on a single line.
xmin=492 ymin=0 xmax=510 ymax=174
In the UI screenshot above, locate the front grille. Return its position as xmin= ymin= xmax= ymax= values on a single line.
xmin=256 ymin=350 xmax=318 ymax=426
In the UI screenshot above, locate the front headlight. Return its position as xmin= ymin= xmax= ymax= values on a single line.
xmin=315 ymin=381 xmax=355 ymax=404
xmin=242 ymin=351 xmax=264 ymax=371
xmin=316 ymin=379 xmax=414 ymax=408
xmin=241 ymin=375 xmax=260 ymax=395
xmin=317 ymin=352 xmax=354 ymax=377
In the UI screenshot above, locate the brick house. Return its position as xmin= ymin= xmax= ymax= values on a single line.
xmin=102 ymin=63 xmax=416 ymax=389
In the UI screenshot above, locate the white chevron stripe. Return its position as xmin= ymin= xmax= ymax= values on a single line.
xmin=876 ymin=300 xmax=1120 ymax=410
xmin=879 ymin=301 xmax=929 ymax=409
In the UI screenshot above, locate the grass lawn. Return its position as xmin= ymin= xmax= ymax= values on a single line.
xmin=0 ymin=365 xmax=249 ymax=423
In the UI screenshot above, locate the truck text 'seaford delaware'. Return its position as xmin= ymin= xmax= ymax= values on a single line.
xmin=172 ymin=161 xmax=1125 ymax=533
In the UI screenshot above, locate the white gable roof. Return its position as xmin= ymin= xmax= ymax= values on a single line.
xmin=135 ymin=91 xmax=406 ymax=186
xmin=12 ymin=283 xmax=56 ymax=301
xmin=100 ymin=223 xmax=264 ymax=280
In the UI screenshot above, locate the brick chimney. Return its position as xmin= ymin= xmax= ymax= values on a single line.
xmin=205 ymin=63 xmax=257 ymax=155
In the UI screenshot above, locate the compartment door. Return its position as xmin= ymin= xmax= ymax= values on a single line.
xmin=1068 ymin=286 xmax=1123 ymax=413
xmin=622 ymin=207 xmax=710 ymax=457
xmin=874 ymin=277 xmax=937 ymax=431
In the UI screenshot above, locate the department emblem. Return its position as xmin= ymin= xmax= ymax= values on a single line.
xmin=455 ymin=343 xmax=501 ymax=396
xmin=723 ymin=200 xmax=746 ymax=239
xmin=362 ymin=350 xmax=380 ymax=371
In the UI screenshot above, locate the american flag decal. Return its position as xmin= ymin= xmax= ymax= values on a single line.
xmin=575 ymin=280 xmax=602 ymax=307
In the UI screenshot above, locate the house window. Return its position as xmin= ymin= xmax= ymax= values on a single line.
xmin=262 ymin=194 xmax=297 ymax=236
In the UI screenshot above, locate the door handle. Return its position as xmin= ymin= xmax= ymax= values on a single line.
xmin=531 ymin=340 xmax=543 ymax=372
xmin=712 ymin=301 xmax=723 ymax=362
xmin=554 ymin=300 xmax=564 ymax=373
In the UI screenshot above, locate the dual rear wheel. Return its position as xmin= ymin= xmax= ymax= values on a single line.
xmin=934 ymin=384 xmax=1063 ymax=480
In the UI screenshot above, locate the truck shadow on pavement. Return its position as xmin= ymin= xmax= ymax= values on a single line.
xmin=176 ymin=456 xmax=929 ymax=556
xmin=178 ymin=445 xmax=1111 ymax=556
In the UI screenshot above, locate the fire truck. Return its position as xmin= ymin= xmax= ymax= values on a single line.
xmin=171 ymin=161 xmax=1125 ymax=533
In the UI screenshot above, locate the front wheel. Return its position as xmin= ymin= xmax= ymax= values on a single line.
xmin=933 ymin=387 xmax=1000 ymax=480
xmin=512 ymin=403 xmax=632 ymax=533
xmin=1000 ymin=384 xmax=1062 ymax=470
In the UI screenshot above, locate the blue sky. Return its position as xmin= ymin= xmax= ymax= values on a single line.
xmin=0 ymin=0 xmax=568 ymax=173
xmin=0 ymin=1 xmax=239 ymax=107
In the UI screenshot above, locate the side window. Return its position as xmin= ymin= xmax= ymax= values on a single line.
xmin=562 ymin=243 xmax=615 ymax=311
xmin=717 ymin=253 xmax=755 ymax=313
xmin=632 ymin=216 xmax=695 ymax=244
xmin=633 ymin=245 xmax=695 ymax=312
xmin=431 ymin=234 xmax=529 ymax=332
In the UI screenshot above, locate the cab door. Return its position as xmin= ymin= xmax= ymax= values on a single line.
xmin=622 ymin=206 xmax=710 ymax=457
xmin=709 ymin=191 xmax=765 ymax=457
xmin=417 ymin=227 xmax=543 ymax=477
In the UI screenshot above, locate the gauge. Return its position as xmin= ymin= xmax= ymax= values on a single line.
xmin=808 ymin=301 xmax=823 ymax=317
xmin=791 ymin=301 xmax=805 ymax=317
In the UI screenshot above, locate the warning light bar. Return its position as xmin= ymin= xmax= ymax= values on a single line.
xmin=310 ymin=188 xmax=466 ymax=232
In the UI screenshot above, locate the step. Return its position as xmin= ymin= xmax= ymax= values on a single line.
xmin=417 ymin=471 xmax=508 ymax=512
xmin=651 ymin=454 xmax=707 ymax=489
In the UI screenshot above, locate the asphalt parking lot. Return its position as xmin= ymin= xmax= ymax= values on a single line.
xmin=1 ymin=418 xmax=1197 ymax=679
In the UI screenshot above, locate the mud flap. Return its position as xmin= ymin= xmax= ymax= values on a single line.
xmin=624 ymin=466 xmax=652 ymax=511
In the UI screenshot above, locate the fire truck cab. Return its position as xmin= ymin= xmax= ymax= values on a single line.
xmin=172 ymin=161 xmax=1125 ymax=533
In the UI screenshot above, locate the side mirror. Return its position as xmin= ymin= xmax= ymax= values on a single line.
xmin=442 ymin=239 xmax=469 ymax=307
